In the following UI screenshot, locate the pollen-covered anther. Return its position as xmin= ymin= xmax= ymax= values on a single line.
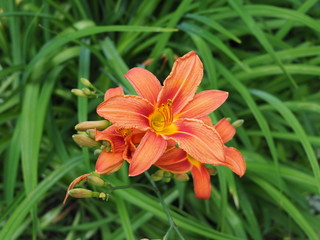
xmin=150 ymin=99 xmax=174 ymax=132
xmin=116 ymin=128 xmax=133 ymax=137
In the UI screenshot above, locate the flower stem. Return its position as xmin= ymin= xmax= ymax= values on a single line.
xmin=144 ymin=172 xmax=185 ymax=240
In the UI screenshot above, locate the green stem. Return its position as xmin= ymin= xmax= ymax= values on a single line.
xmin=144 ymin=172 xmax=185 ymax=240
xmin=112 ymin=183 xmax=155 ymax=192
xmin=110 ymin=176 xmax=185 ymax=239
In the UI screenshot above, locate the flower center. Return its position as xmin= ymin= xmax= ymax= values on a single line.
xmin=116 ymin=128 xmax=133 ymax=138
xmin=150 ymin=99 xmax=174 ymax=132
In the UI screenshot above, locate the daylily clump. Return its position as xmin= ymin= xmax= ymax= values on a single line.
xmin=64 ymin=51 xmax=246 ymax=202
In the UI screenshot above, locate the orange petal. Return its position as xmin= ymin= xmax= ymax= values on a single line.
xmin=104 ymin=86 xmax=124 ymax=101
xmin=199 ymin=116 xmax=213 ymax=126
xmin=191 ymin=164 xmax=211 ymax=199
xmin=157 ymin=51 xmax=203 ymax=115
xmin=168 ymin=119 xmax=225 ymax=164
xmin=129 ymin=131 xmax=167 ymax=176
xmin=221 ymin=147 xmax=246 ymax=177
xmin=180 ymin=90 xmax=228 ymax=119
xmin=125 ymin=67 xmax=162 ymax=104
xmin=95 ymin=126 xmax=126 ymax=152
xmin=63 ymin=173 xmax=91 ymax=204
xmin=95 ymin=151 xmax=124 ymax=174
xmin=155 ymin=147 xmax=191 ymax=174
xmin=214 ymin=118 xmax=236 ymax=143
xmin=97 ymin=95 xmax=153 ymax=130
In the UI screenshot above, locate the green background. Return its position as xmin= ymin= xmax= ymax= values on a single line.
xmin=1 ymin=0 xmax=320 ymax=239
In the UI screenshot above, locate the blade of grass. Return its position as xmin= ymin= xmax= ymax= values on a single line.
xmin=107 ymin=175 xmax=242 ymax=240
xmin=188 ymin=33 xmax=218 ymax=89
xmin=250 ymin=89 xmax=320 ymax=194
xmin=115 ymin=196 xmax=135 ymax=240
xmin=100 ymin=38 xmax=135 ymax=93
xmin=250 ymin=176 xmax=318 ymax=240
xmin=276 ymin=0 xmax=319 ymax=39
xmin=0 ymin=156 xmax=80 ymax=239
xmin=179 ymin=22 xmax=247 ymax=71
xmin=24 ymin=26 xmax=178 ymax=82
xmin=216 ymin=61 xmax=282 ymax=193
xmin=149 ymin=0 xmax=192 ymax=69
xmin=228 ymin=0 xmax=297 ymax=88
xmin=4 ymin=119 xmax=21 ymax=205
xmin=78 ymin=42 xmax=91 ymax=170
xmin=185 ymin=14 xmax=241 ymax=43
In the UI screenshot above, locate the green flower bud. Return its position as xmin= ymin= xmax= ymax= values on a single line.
xmin=174 ymin=173 xmax=189 ymax=181
xmin=87 ymin=175 xmax=106 ymax=186
xmin=82 ymin=88 xmax=95 ymax=97
xmin=75 ymin=120 xmax=110 ymax=131
xmin=80 ymin=78 xmax=94 ymax=88
xmin=94 ymin=149 xmax=102 ymax=155
xmin=232 ymin=119 xmax=244 ymax=128
xmin=72 ymin=134 xmax=101 ymax=148
xmin=71 ymin=89 xmax=87 ymax=98
xmin=86 ymin=129 xmax=96 ymax=139
xmin=68 ymin=188 xmax=98 ymax=198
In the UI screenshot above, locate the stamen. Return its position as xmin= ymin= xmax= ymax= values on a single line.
xmin=150 ymin=99 xmax=174 ymax=132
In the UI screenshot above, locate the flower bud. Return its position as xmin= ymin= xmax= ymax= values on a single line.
xmin=232 ymin=119 xmax=244 ymax=128
xmin=151 ymin=174 xmax=162 ymax=181
xmin=174 ymin=173 xmax=189 ymax=181
xmin=71 ymin=89 xmax=87 ymax=98
xmin=151 ymin=170 xmax=164 ymax=181
xmin=68 ymin=188 xmax=98 ymax=198
xmin=82 ymin=88 xmax=95 ymax=97
xmin=75 ymin=120 xmax=110 ymax=131
xmin=94 ymin=149 xmax=102 ymax=155
xmin=86 ymin=129 xmax=96 ymax=139
xmin=87 ymin=175 xmax=106 ymax=186
xmin=80 ymin=78 xmax=94 ymax=88
xmin=164 ymin=171 xmax=172 ymax=178
xmin=72 ymin=134 xmax=101 ymax=148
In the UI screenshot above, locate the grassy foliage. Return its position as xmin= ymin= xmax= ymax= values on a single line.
xmin=1 ymin=0 xmax=320 ymax=239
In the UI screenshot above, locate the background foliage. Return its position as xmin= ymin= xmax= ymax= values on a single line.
xmin=1 ymin=0 xmax=320 ymax=239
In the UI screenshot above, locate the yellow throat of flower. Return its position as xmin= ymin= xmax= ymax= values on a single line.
xmin=150 ymin=99 xmax=177 ymax=134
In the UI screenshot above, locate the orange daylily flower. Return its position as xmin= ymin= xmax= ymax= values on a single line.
xmin=155 ymin=118 xmax=246 ymax=200
xmin=97 ymin=51 xmax=230 ymax=176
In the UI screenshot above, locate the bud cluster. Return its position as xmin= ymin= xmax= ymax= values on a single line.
xmin=151 ymin=170 xmax=190 ymax=183
xmin=64 ymin=173 xmax=113 ymax=203
xmin=71 ymin=78 xmax=103 ymax=98
xmin=72 ymin=120 xmax=110 ymax=148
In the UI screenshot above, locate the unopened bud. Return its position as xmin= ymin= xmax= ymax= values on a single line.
xmin=87 ymin=175 xmax=106 ymax=186
xmin=151 ymin=169 xmax=164 ymax=181
xmin=151 ymin=174 xmax=162 ymax=181
xmin=68 ymin=188 xmax=99 ymax=198
xmin=101 ymin=141 xmax=111 ymax=152
xmin=82 ymin=88 xmax=95 ymax=97
xmin=75 ymin=120 xmax=110 ymax=131
xmin=72 ymin=134 xmax=101 ymax=147
xmin=163 ymin=176 xmax=172 ymax=183
xmin=174 ymin=173 xmax=189 ymax=181
xmin=164 ymin=171 xmax=172 ymax=178
xmin=232 ymin=119 xmax=244 ymax=128
xmin=163 ymin=171 xmax=172 ymax=183
xmin=80 ymin=78 xmax=94 ymax=88
xmin=71 ymin=89 xmax=87 ymax=97
xmin=94 ymin=149 xmax=102 ymax=155
xmin=86 ymin=129 xmax=96 ymax=139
